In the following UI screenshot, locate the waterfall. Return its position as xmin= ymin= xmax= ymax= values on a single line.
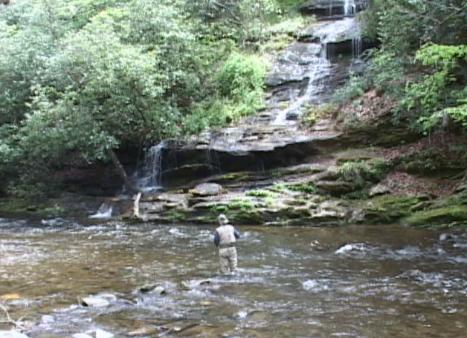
xmin=136 ymin=141 xmax=166 ymax=192
xmin=344 ymin=0 xmax=356 ymax=16
xmin=273 ymin=58 xmax=330 ymax=125
xmin=352 ymin=36 xmax=363 ymax=59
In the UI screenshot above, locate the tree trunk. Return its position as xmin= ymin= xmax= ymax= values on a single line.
xmin=109 ymin=149 xmax=139 ymax=194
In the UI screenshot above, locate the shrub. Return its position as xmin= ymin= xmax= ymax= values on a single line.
xmin=217 ymin=52 xmax=267 ymax=98
xmin=338 ymin=159 xmax=390 ymax=187
xmin=332 ymin=75 xmax=367 ymax=105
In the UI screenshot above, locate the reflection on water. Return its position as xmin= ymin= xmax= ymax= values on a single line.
xmin=0 ymin=219 xmax=466 ymax=337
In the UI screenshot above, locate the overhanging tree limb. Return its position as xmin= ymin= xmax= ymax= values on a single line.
xmin=109 ymin=149 xmax=139 ymax=194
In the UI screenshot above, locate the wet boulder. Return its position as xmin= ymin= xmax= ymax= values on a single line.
xmin=138 ymin=284 xmax=167 ymax=295
xmin=315 ymin=180 xmax=356 ymax=195
xmin=190 ymin=183 xmax=223 ymax=197
xmin=369 ymin=183 xmax=391 ymax=197
xmin=81 ymin=293 xmax=117 ymax=307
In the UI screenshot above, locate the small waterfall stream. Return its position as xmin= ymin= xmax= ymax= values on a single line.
xmin=89 ymin=202 xmax=113 ymax=219
xmin=134 ymin=141 xmax=166 ymax=192
xmin=344 ymin=0 xmax=356 ymax=16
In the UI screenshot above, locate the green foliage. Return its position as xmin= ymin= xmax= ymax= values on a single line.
xmin=362 ymin=0 xmax=467 ymax=53
xmin=0 ymin=0 xmax=287 ymax=195
xmin=332 ymin=75 xmax=367 ymax=105
xmin=402 ymin=44 xmax=467 ymax=132
xmin=187 ymin=0 xmax=281 ymax=45
xmin=354 ymin=1 xmax=467 ymax=134
xmin=182 ymin=52 xmax=267 ymax=134
xmin=217 ymin=52 xmax=267 ymax=98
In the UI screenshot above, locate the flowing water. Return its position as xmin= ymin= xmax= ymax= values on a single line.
xmin=0 ymin=218 xmax=466 ymax=337
xmin=134 ymin=142 xmax=166 ymax=193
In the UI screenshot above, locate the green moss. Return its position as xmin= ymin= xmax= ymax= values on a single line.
xmin=211 ymin=204 xmax=229 ymax=213
xmin=337 ymin=159 xmax=391 ymax=189
xmin=246 ymin=189 xmax=278 ymax=198
xmin=229 ymin=198 xmax=255 ymax=211
xmin=208 ymin=199 xmax=263 ymax=225
xmin=362 ymin=195 xmax=422 ymax=223
xmin=400 ymin=147 xmax=467 ymax=177
xmin=287 ymin=182 xmax=316 ymax=194
xmin=214 ymin=172 xmax=253 ymax=183
xmin=165 ymin=209 xmax=187 ymax=222
xmin=271 ymin=182 xmax=316 ymax=194
xmin=405 ymin=206 xmax=467 ymax=226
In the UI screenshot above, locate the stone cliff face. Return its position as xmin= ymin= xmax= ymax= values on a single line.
xmin=131 ymin=2 xmax=467 ymax=228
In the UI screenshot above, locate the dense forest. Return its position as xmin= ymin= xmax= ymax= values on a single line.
xmin=0 ymin=0 xmax=466 ymax=199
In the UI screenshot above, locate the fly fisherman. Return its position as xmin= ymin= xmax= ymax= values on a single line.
xmin=214 ymin=214 xmax=240 ymax=274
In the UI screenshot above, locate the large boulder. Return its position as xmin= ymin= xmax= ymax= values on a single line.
xmin=190 ymin=183 xmax=223 ymax=197
xmin=316 ymin=180 xmax=356 ymax=195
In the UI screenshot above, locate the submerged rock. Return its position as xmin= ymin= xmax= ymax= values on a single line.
xmin=138 ymin=284 xmax=167 ymax=295
xmin=72 ymin=330 xmax=114 ymax=338
xmin=81 ymin=293 xmax=117 ymax=307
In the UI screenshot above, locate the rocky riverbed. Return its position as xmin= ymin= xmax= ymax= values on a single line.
xmin=0 ymin=219 xmax=466 ymax=337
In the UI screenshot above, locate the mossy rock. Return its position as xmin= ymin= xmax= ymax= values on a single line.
xmin=245 ymin=189 xmax=279 ymax=198
xmin=405 ymin=206 xmax=467 ymax=226
xmin=399 ymin=147 xmax=467 ymax=177
xmin=362 ymin=195 xmax=422 ymax=223
xmin=213 ymin=172 xmax=255 ymax=183
xmin=163 ymin=209 xmax=188 ymax=222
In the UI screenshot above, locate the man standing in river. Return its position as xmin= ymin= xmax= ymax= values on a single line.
xmin=214 ymin=214 xmax=240 ymax=274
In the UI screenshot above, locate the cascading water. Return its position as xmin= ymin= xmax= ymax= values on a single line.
xmin=89 ymin=202 xmax=113 ymax=219
xmin=273 ymin=58 xmax=331 ymax=125
xmin=352 ymin=35 xmax=363 ymax=59
xmin=344 ymin=0 xmax=356 ymax=16
xmin=135 ymin=141 xmax=166 ymax=192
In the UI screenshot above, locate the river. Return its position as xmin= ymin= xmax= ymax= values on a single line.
xmin=0 ymin=218 xmax=466 ymax=337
